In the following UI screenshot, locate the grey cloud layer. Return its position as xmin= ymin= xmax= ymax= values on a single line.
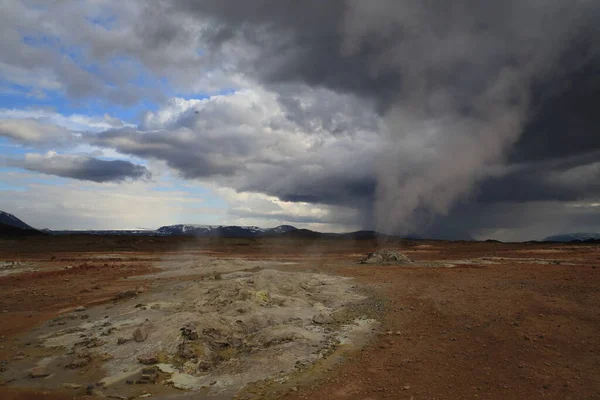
xmin=5 ymin=152 xmax=150 ymax=183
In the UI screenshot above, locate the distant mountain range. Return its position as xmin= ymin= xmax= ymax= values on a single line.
xmin=543 ymin=233 xmax=600 ymax=243
xmin=154 ymin=224 xmax=298 ymax=237
xmin=0 ymin=211 xmax=385 ymax=239
xmin=2 ymin=209 xmax=600 ymax=242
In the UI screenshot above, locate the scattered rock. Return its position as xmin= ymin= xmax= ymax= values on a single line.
xmin=117 ymin=337 xmax=129 ymax=345
xmin=137 ymin=353 xmax=158 ymax=365
xmin=133 ymin=328 xmax=148 ymax=342
xmin=81 ymin=315 xmax=90 ymax=320
xmin=101 ymin=327 xmax=117 ymax=336
xmin=63 ymin=383 xmax=82 ymax=389
xmin=114 ymin=290 xmax=138 ymax=301
xmin=66 ymin=356 xmax=91 ymax=369
xmin=312 ymin=313 xmax=331 ymax=325
xmin=75 ymin=306 xmax=86 ymax=312
xmin=78 ymin=337 xmax=105 ymax=349
xmin=139 ymin=394 xmax=152 ymax=398
xmin=141 ymin=367 xmax=158 ymax=375
xmin=197 ymin=361 xmax=212 ymax=372
xmin=29 ymin=367 xmax=51 ymax=378
xmin=136 ymin=370 xmax=158 ymax=384
xmin=177 ymin=342 xmax=197 ymax=360
xmin=403 ymin=385 xmax=411 ymax=390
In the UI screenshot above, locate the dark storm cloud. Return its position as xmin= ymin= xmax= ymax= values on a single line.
xmin=6 ymin=0 xmax=600 ymax=238
xmin=156 ymin=0 xmax=600 ymax=236
xmin=171 ymin=1 xmax=600 ymax=109
xmin=5 ymin=153 xmax=150 ymax=183
xmin=510 ymin=59 xmax=600 ymax=163
xmin=477 ymin=152 xmax=600 ymax=203
xmin=167 ymin=0 xmax=398 ymax=109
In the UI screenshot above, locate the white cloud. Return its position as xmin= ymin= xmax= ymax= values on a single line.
xmin=0 ymin=170 xmax=223 ymax=230
xmin=0 ymin=118 xmax=75 ymax=144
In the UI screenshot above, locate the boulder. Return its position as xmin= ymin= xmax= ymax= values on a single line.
xmin=137 ymin=353 xmax=158 ymax=365
xmin=133 ymin=328 xmax=148 ymax=342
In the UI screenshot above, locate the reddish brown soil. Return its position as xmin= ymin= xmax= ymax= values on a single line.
xmin=1 ymin=236 xmax=599 ymax=399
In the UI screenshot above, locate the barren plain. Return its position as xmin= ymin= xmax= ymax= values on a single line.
xmin=0 ymin=236 xmax=599 ymax=399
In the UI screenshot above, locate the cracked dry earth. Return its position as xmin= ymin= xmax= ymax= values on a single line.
xmin=1 ymin=236 xmax=600 ymax=399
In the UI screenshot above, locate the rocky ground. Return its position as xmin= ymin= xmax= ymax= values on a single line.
xmin=0 ymin=236 xmax=599 ymax=399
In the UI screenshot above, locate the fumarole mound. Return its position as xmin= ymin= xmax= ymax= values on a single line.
xmin=361 ymin=249 xmax=413 ymax=265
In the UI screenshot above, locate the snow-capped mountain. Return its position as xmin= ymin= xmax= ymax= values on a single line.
xmin=0 ymin=210 xmax=35 ymax=230
xmin=155 ymin=224 xmax=298 ymax=237
xmin=543 ymin=233 xmax=600 ymax=242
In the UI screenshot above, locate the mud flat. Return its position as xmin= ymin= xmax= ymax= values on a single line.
xmin=1 ymin=261 xmax=378 ymax=399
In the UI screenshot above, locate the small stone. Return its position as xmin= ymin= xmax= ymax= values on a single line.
xmin=137 ymin=353 xmax=158 ymax=365
xmin=63 ymin=383 xmax=82 ymax=389
xmin=403 ymin=385 xmax=411 ymax=390
xmin=197 ymin=361 xmax=212 ymax=371
xmin=81 ymin=315 xmax=90 ymax=320
xmin=117 ymin=337 xmax=129 ymax=345
xmin=133 ymin=328 xmax=148 ymax=342
xmin=312 ymin=313 xmax=330 ymax=325
xmin=291 ymin=387 xmax=298 ymax=392
xmin=114 ymin=290 xmax=138 ymax=301
xmin=75 ymin=306 xmax=86 ymax=312
xmin=66 ymin=356 xmax=91 ymax=369
xmin=29 ymin=367 xmax=51 ymax=378
xmin=141 ymin=367 xmax=158 ymax=374
xmin=139 ymin=394 xmax=152 ymax=398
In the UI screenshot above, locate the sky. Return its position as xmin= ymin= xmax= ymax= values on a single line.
xmin=0 ymin=1 xmax=599 ymax=241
